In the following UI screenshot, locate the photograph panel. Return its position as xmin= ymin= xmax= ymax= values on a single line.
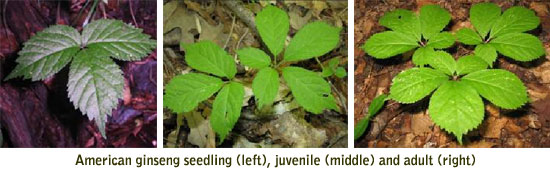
xmin=163 ymin=0 xmax=348 ymax=148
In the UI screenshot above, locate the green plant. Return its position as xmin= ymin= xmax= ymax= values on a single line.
xmin=5 ymin=19 xmax=156 ymax=137
xmin=163 ymin=5 xmax=344 ymax=143
xmin=456 ymin=3 xmax=544 ymax=64
xmin=357 ymin=4 xmax=540 ymax=144
xmin=362 ymin=5 xmax=454 ymax=67
xmin=164 ymin=40 xmax=243 ymax=142
xmin=354 ymin=94 xmax=387 ymax=140
xmin=239 ymin=5 xmax=342 ymax=113
xmin=321 ymin=57 xmax=347 ymax=78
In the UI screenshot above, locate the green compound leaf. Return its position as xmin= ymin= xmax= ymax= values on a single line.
xmin=429 ymin=51 xmax=456 ymax=76
xmin=284 ymin=22 xmax=341 ymax=61
xmin=490 ymin=6 xmax=540 ymax=39
xmin=489 ymin=33 xmax=545 ymax=61
xmin=5 ymin=25 xmax=81 ymax=81
xmin=456 ymin=28 xmax=482 ymax=45
xmin=164 ymin=73 xmax=224 ymax=113
xmin=182 ymin=40 xmax=237 ymax=79
xmin=237 ymin=47 xmax=271 ymax=69
xmin=252 ymin=67 xmax=279 ymax=108
xmin=389 ymin=68 xmax=448 ymax=104
xmin=354 ymin=94 xmax=388 ymax=140
xmin=470 ymin=2 xmax=501 ymax=38
xmin=412 ymin=47 xmax=436 ymax=66
xmin=379 ymin=9 xmax=421 ymax=40
xmin=426 ymin=32 xmax=454 ymax=49
xmin=429 ymin=81 xmax=484 ymax=145
xmin=419 ymin=5 xmax=451 ymax=39
xmin=456 ymin=55 xmax=488 ymax=75
xmin=474 ymin=44 xmax=498 ymax=66
xmin=462 ymin=69 xmax=529 ymax=109
xmin=81 ymin=19 xmax=155 ymax=61
xmin=363 ymin=31 xmax=418 ymax=59
xmin=255 ymin=5 xmax=289 ymax=56
xmin=210 ymin=82 xmax=245 ymax=142
xmin=282 ymin=66 xmax=338 ymax=114
xmin=67 ymin=49 xmax=124 ymax=138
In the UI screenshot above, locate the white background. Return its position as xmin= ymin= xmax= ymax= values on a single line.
xmin=0 ymin=0 xmax=548 ymax=174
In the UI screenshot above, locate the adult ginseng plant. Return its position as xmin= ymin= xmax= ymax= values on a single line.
xmin=164 ymin=5 xmax=344 ymax=143
xmin=4 ymin=19 xmax=156 ymax=138
xmin=355 ymin=3 xmax=544 ymax=144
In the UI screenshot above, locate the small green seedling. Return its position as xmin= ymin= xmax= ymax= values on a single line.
xmin=321 ymin=57 xmax=347 ymax=78
xmin=354 ymin=94 xmax=387 ymax=140
xmin=5 ymin=19 xmax=156 ymax=137
xmin=357 ymin=4 xmax=540 ymax=144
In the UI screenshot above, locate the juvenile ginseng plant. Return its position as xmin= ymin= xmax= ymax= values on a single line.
xmin=164 ymin=5 xmax=343 ymax=142
xmin=5 ymin=19 xmax=156 ymax=137
xmin=238 ymin=6 xmax=342 ymax=113
xmin=356 ymin=3 xmax=543 ymax=144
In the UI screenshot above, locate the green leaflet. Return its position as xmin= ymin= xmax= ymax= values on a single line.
xmin=6 ymin=25 xmax=81 ymax=81
xmin=470 ymin=3 xmax=501 ymax=39
xmin=237 ymin=47 xmax=271 ymax=69
xmin=419 ymin=5 xmax=451 ymax=40
xmin=389 ymin=68 xmax=448 ymax=104
xmin=284 ymin=21 xmax=341 ymax=61
xmin=282 ymin=66 xmax=338 ymax=114
xmin=490 ymin=6 xmax=540 ymax=39
xmin=462 ymin=69 xmax=529 ymax=109
xmin=489 ymin=33 xmax=545 ymax=61
xmin=354 ymin=94 xmax=388 ymax=140
xmin=252 ymin=67 xmax=279 ymax=108
xmin=379 ymin=9 xmax=421 ymax=40
xmin=334 ymin=67 xmax=347 ymax=78
xmin=456 ymin=55 xmax=488 ymax=75
xmin=363 ymin=31 xmax=418 ymax=59
xmin=82 ymin=19 xmax=156 ymax=61
xmin=429 ymin=51 xmax=456 ymax=76
xmin=456 ymin=28 xmax=482 ymax=45
xmin=474 ymin=44 xmax=497 ymax=66
xmin=426 ymin=32 xmax=454 ymax=49
xmin=67 ymin=49 xmax=124 ymax=138
xmin=429 ymin=81 xmax=484 ymax=145
xmin=182 ymin=40 xmax=237 ymax=79
xmin=210 ymin=82 xmax=245 ymax=142
xmin=164 ymin=73 xmax=224 ymax=113
xmin=255 ymin=5 xmax=289 ymax=56
xmin=412 ymin=47 xmax=436 ymax=66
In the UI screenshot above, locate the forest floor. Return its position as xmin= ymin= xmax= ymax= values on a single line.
xmin=0 ymin=0 xmax=157 ymax=148
xmin=163 ymin=0 xmax=348 ymax=148
xmin=355 ymin=0 xmax=550 ymax=148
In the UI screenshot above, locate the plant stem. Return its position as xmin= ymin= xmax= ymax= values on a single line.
xmin=275 ymin=60 xmax=285 ymax=68
xmin=314 ymin=57 xmax=324 ymax=69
